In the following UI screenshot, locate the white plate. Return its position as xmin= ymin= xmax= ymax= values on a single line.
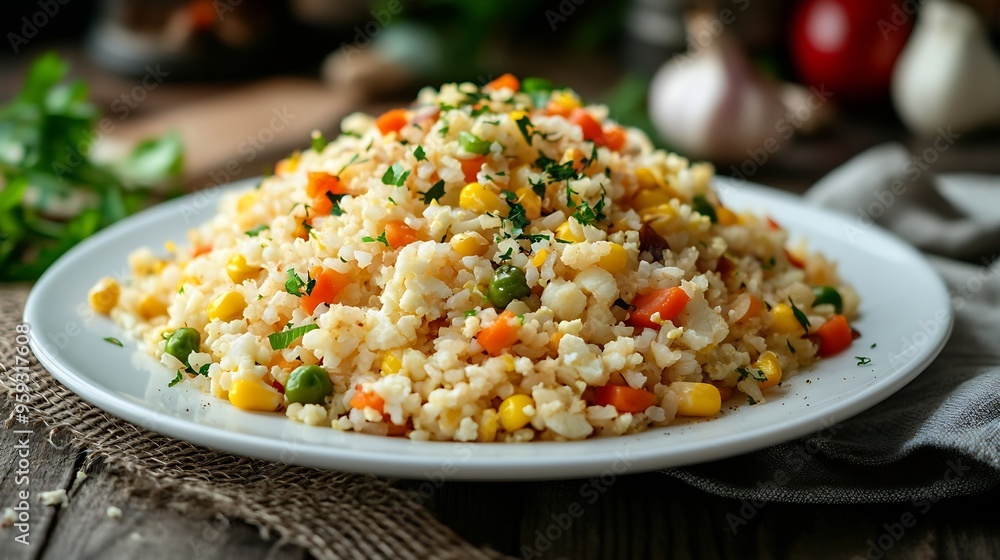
xmin=25 ymin=178 xmax=952 ymax=480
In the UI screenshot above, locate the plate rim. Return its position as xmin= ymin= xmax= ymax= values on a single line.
xmin=24 ymin=177 xmax=954 ymax=480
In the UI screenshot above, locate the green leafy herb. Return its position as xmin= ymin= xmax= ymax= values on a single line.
xmin=522 ymin=77 xmax=554 ymax=108
xmin=788 ymin=298 xmax=811 ymax=332
xmin=413 ymin=145 xmax=426 ymax=161
xmin=381 ymin=163 xmax=410 ymax=187
xmin=311 ymin=131 xmax=327 ymax=152
xmin=497 ymin=246 xmax=514 ymax=262
xmin=737 ymin=367 xmax=767 ymax=383
xmin=420 ymin=180 xmax=446 ymax=204
xmin=0 ymin=53 xmax=183 ymax=281
xmin=855 ymin=356 xmax=872 ymax=366
xmin=464 ymin=309 xmax=477 ymax=317
xmin=327 ymin=192 xmax=347 ymax=216
xmin=103 ymin=336 xmax=123 ymax=347
xmin=501 ymin=191 xmax=531 ymax=236
xmin=362 ymin=231 xmax=390 ymax=247
xmin=572 ymin=189 xmax=607 ymax=227
xmin=197 ymin=363 xmax=211 ymax=376
xmin=871 ymin=343 xmax=877 ymax=349
xmin=336 ymin=153 xmax=359 ymax=175
xmin=747 ymin=395 xmax=758 ymax=405
xmin=514 ymin=114 xmax=534 ymax=144
xmin=519 ymin=233 xmax=550 ymax=243
xmin=613 ymin=298 xmax=634 ymax=311
xmin=169 ymin=370 xmax=184 ymax=387
xmin=245 ymin=225 xmax=270 ymax=237
xmin=530 ymin=177 xmax=547 ymax=198
xmin=692 ymin=195 xmax=718 ymax=223
xmin=761 ymin=256 xmax=776 ymax=270
xmin=459 ymin=131 xmax=491 ymax=155
xmin=786 ymin=340 xmax=796 ymax=354
xmin=285 ymin=268 xmax=315 ymax=297
xmin=268 ymin=324 xmax=319 ymax=350
xmin=387 ymin=196 xmax=396 ymax=205
xmin=178 ymin=286 xmax=185 ymax=294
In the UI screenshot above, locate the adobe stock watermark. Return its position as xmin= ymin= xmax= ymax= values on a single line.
xmin=520 ymin=451 xmax=633 ymax=559
xmin=851 ymin=459 xmax=971 ymax=560
xmin=726 ymin=417 xmax=842 ymax=534
xmin=727 ymin=84 xmax=834 ymax=184
xmin=338 ymin=0 xmax=413 ymax=64
xmin=544 ymin=0 xmax=589 ymax=31
xmin=841 ymin=126 xmax=961 ymax=247
xmin=7 ymin=0 xmax=71 ymax=54
xmin=878 ymin=0 xmax=926 ymax=39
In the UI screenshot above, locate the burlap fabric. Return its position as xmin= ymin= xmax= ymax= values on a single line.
xmin=0 ymin=286 xmax=508 ymax=560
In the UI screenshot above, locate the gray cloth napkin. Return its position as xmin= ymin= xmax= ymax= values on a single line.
xmin=665 ymin=144 xmax=1000 ymax=503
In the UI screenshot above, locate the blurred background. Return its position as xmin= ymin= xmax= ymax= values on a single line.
xmin=2 ymin=0 xmax=1000 ymax=279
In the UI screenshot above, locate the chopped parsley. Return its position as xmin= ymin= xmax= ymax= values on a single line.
xmin=572 ymin=188 xmax=607 ymax=227
xmin=413 ymin=145 xmax=426 ymax=161
xmin=284 ymin=268 xmax=315 ymax=297
xmin=613 ymin=298 xmax=634 ymax=311
xmin=788 ymin=298 xmax=811 ymax=332
xmin=103 ymin=337 xmax=123 ymax=347
xmin=169 ymin=370 xmax=184 ymax=387
xmin=870 ymin=343 xmax=877 ymax=349
xmin=327 ymin=192 xmax=347 ymax=216
xmin=747 ymin=395 xmax=758 ymax=405
xmin=855 ymin=356 xmax=872 ymax=366
xmin=337 ymin=153 xmax=360 ymax=175
xmin=459 ymin=131 xmax=491 ymax=155
xmin=178 ymin=286 xmax=185 ymax=294
xmin=388 ymin=196 xmax=396 ymax=205
xmin=464 ymin=309 xmax=478 ymax=317
xmin=268 ymin=324 xmax=319 ymax=350
xmin=381 ymin=162 xmax=410 ymax=187
xmin=737 ymin=367 xmax=767 ymax=383
xmin=761 ymin=256 xmax=776 ymax=270
xmin=501 ymin=191 xmax=531 ymax=236
xmin=497 ymin=246 xmax=514 ymax=261
xmin=514 ymin=113 xmax=534 ymax=144
xmin=692 ymin=194 xmax=718 ymax=223
xmin=362 ymin=231 xmax=390 ymax=247
xmin=245 ymin=224 xmax=270 ymax=237
xmin=420 ymin=180 xmax=446 ymax=204
xmin=786 ymin=340 xmax=796 ymax=354
xmin=520 ymin=233 xmax=550 ymax=243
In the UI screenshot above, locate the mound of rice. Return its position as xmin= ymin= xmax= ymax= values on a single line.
xmin=92 ymin=75 xmax=858 ymax=442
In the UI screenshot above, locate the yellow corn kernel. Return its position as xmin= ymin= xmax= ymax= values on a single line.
xmin=635 ymin=167 xmax=661 ymax=190
xmin=228 ymin=379 xmax=282 ymax=411
xmin=632 ymin=188 xmax=675 ymax=211
xmin=549 ymin=90 xmax=581 ymax=112
xmin=716 ymin=206 xmax=740 ymax=226
xmin=381 ymin=352 xmax=402 ymax=376
xmin=226 ymin=254 xmax=258 ymax=284
xmin=548 ymin=332 xmax=565 ymax=354
xmin=509 ymin=110 xmax=528 ymax=122
xmin=770 ymin=303 xmax=801 ymax=334
xmin=137 ymin=295 xmax=167 ymax=320
xmin=237 ymin=190 xmax=260 ymax=213
xmin=671 ymin=382 xmax=722 ymax=417
xmin=164 ymin=240 xmax=177 ymax=253
xmin=503 ymin=355 xmax=516 ymax=372
xmin=556 ymin=221 xmax=585 ymax=243
xmin=208 ymin=291 xmax=246 ymax=322
xmin=459 ymin=182 xmax=508 ymax=216
xmin=754 ymin=350 xmax=783 ymax=389
xmin=450 ymin=232 xmax=489 ymax=257
xmin=478 ymin=408 xmax=498 ymax=442
xmin=275 ymin=152 xmax=300 ymax=175
xmin=531 ymin=249 xmax=548 ymax=268
xmin=515 ymin=187 xmax=542 ymax=220
xmin=88 ymin=277 xmax=120 ymax=315
xmin=598 ymin=243 xmax=627 ymax=273
xmin=498 ymin=394 xmax=534 ymax=432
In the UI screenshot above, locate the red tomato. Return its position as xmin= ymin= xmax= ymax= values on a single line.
xmin=790 ymin=0 xmax=912 ymax=100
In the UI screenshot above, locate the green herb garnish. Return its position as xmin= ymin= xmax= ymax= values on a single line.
xmin=311 ymin=131 xmax=327 ymax=152
xmin=413 ymin=145 xmax=426 ymax=161
xmin=103 ymin=337 xmax=123 ymax=347
xmin=464 ymin=309 xmax=477 ymax=317
xmin=420 ymin=180 xmax=446 ymax=204
xmin=268 ymin=324 xmax=319 ymax=350
xmin=362 ymin=231 xmax=390 ymax=247
xmin=692 ymin=195 xmax=718 ymax=223
xmin=855 ymin=356 xmax=872 ymax=366
xmin=788 ymin=298 xmax=811 ymax=332
xmin=285 ymin=268 xmax=315 ymax=297
xmin=459 ymin=131 xmax=491 ymax=155
xmin=169 ymin=370 xmax=184 ymax=387
xmin=381 ymin=163 xmax=410 ymax=187
xmin=245 ymin=225 xmax=270 ymax=237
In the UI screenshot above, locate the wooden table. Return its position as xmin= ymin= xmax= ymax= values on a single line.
xmin=3 ymin=45 xmax=1000 ymax=560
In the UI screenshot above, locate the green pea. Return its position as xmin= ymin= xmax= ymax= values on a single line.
xmin=458 ymin=131 xmax=491 ymax=155
xmin=285 ymin=365 xmax=334 ymax=405
xmin=488 ymin=264 xmax=531 ymax=309
xmin=812 ymin=286 xmax=843 ymax=314
xmin=164 ymin=327 xmax=200 ymax=367
xmin=521 ymin=77 xmax=554 ymax=93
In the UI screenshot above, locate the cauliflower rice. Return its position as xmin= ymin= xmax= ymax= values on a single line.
xmin=92 ymin=75 xmax=859 ymax=442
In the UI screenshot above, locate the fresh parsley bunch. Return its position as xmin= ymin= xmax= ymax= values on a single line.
xmin=0 ymin=53 xmax=183 ymax=281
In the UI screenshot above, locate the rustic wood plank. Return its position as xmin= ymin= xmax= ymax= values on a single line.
xmin=38 ymin=458 xmax=310 ymax=560
xmin=0 ymin=400 xmax=81 ymax=560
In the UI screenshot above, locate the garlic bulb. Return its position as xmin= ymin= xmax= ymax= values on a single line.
xmin=648 ymin=14 xmax=787 ymax=163
xmin=892 ymin=0 xmax=1000 ymax=136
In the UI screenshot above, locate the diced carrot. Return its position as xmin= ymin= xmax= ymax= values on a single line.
xmin=592 ymin=385 xmax=656 ymax=414
xmin=306 ymin=172 xmax=346 ymax=198
xmin=569 ymin=108 xmax=603 ymax=142
xmin=767 ymin=217 xmax=782 ymax=230
xmin=192 ymin=244 xmax=212 ymax=257
xmin=350 ymin=384 xmax=385 ymax=413
xmin=461 ymin=156 xmax=487 ymax=184
xmin=385 ymin=220 xmax=419 ymax=249
xmin=599 ymin=125 xmax=626 ymax=151
xmin=545 ymin=99 xmax=574 ymax=118
xmin=376 ymin=108 xmax=408 ymax=135
xmin=741 ymin=295 xmax=764 ymax=322
xmin=486 ymin=73 xmax=520 ymax=92
xmin=784 ymin=248 xmax=805 ymax=269
xmin=477 ymin=310 xmax=520 ymax=356
xmin=816 ymin=314 xmax=852 ymax=357
xmin=301 ymin=267 xmax=351 ymax=314
xmin=627 ymin=286 xmax=691 ymax=330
